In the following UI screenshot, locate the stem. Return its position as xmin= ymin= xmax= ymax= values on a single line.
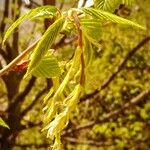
xmin=73 ymin=12 xmax=85 ymax=85
xmin=80 ymin=53 xmax=85 ymax=85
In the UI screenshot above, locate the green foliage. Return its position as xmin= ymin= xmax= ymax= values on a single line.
xmin=2 ymin=1 xmax=147 ymax=149
xmin=32 ymin=52 xmax=61 ymax=78
xmin=25 ymin=16 xmax=64 ymax=78
xmin=80 ymin=18 xmax=102 ymax=47
xmin=83 ymin=36 xmax=93 ymax=66
xmin=94 ymin=0 xmax=121 ymax=12
xmin=82 ymin=8 xmax=145 ymax=29
xmin=94 ymin=0 xmax=135 ymax=12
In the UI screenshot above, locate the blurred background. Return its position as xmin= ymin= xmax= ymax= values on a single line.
xmin=0 ymin=0 xmax=150 ymax=149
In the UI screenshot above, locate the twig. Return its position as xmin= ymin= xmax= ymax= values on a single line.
xmin=64 ymin=137 xmax=113 ymax=147
xmin=62 ymin=121 xmax=95 ymax=135
xmin=81 ymin=0 xmax=87 ymax=7
xmin=0 ymin=39 xmax=39 ymax=77
xmin=80 ymin=36 xmax=150 ymax=102
xmin=14 ymin=143 xmax=50 ymax=148
xmin=59 ymin=0 xmax=64 ymax=10
xmin=0 ymin=0 xmax=9 ymax=35
xmin=19 ymin=121 xmax=42 ymax=131
xmin=30 ymin=0 xmax=40 ymax=7
xmin=11 ymin=0 xmax=22 ymax=57
xmin=98 ymin=89 xmax=150 ymax=122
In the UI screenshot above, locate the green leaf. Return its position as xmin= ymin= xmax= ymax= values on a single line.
xmin=80 ymin=18 xmax=102 ymax=42
xmin=0 ymin=117 xmax=9 ymax=129
xmin=83 ymin=36 xmax=93 ymax=66
xmin=122 ymin=0 xmax=135 ymax=6
xmin=94 ymin=0 xmax=135 ymax=12
xmin=3 ymin=5 xmax=57 ymax=43
xmin=94 ymin=0 xmax=121 ymax=12
xmin=82 ymin=8 xmax=145 ymax=29
xmin=32 ymin=53 xmax=61 ymax=78
xmin=82 ymin=30 xmax=101 ymax=48
xmin=80 ymin=18 xmax=102 ymax=31
xmin=25 ymin=16 xmax=64 ymax=78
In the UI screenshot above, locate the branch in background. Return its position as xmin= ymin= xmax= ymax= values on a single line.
xmin=46 ymin=78 xmax=53 ymax=90
xmin=0 ymin=39 xmax=39 ymax=77
xmin=63 ymin=89 xmax=150 ymax=135
xmin=14 ymin=143 xmax=50 ymax=148
xmin=59 ymin=0 xmax=64 ymax=10
xmin=64 ymin=137 xmax=113 ymax=147
xmin=7 ymin=76 xmax=36 ymax=112
xmin=0 ymin=1 xmax=10 ymax=65
xmin=52 ymin=34 xmax=67 ymax=49
xmin=80 ymin=36 xmax=150 ymax=102
xmin=98 ymin=89 xmax=150 ymax=122
xmin=20 ymin=121 xmax=42 ymax=131
xmin=81 ymin=0 xmax=87 ymax=7
xmin=62 ymin=121 xmax=95 ymax=135
xmin=53 ymin=34 xmax=78 ymax=49
xmin=0 ymin=0 xmax=9 ymax=35
xmin=64 ymin=136 xmax=150 ymax=148
xmin=21 ymin=87 xmax=47 ymax=117
xmin=0 ymin=49 xmax=8 ymax=62
xmin=43 ymin=0 xmax=55 ymax=29
xmin=11 ymin=0 xmax=22 ymax=58
xmin=30 ymin=0 xmax=41 ymax=7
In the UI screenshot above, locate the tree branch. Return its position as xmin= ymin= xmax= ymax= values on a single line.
xmin=21 ymin=87 xmax=47 ymax=117
xmin=30 ymin=0 xmax=41 ymax=7
xmin=11 ymin=0 xmax=22 ymax=58
xmin=62 ymin=121 xmax=95 ymax=136
xmin=7 ymin=76 xmax=36 ymax=112
xmin=64 ymin=137 xmax=113 ymax=147
xmin=81 ymin=0 xmax=87 ymax=7
xmin=98 ymin=89 xmax=150 ymax=122
xmin=0 ymin=48 xmax=8 ymax=61
xmin=0 ymin=0 xmax=9 ymax=35
xmin=80 ymin=36 xmax=150 ymax=102
xmin=63 ymin=89 xmax=150 ymax=135
xmin=14 ymin=143 xmax=50 ymax=148
xmin=0 ymin=39 xmax=39 ymax=77
xmin=19 ymin=121 xmax=42 ymax=131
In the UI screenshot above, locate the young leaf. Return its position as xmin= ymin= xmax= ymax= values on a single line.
xmin=3 ymin=5 xmax=57 ymax=43
xmin=83 ymin=36 xmax=93 ymax=66
xmin=122 ymin=0 xmax=135 ymax=6
xmin=0 ymin=117 xmax=9 ymax=129
xmin=94 ymin=0 xmax=135 ymax=12
xmin=82 ymin=30 xmax=101 ymax=48
xmin=94 ymin=0 xmax=121 ymax=12
xmin=80 ymin=18 xmax=102 ymax=29
xmin=51 ymin=46 xmax=82 ymax=100
xmin=25 ymin=17 xmax=64 ymax=78
xmin=32 ymin=53 xmax=61 ymax=78
xmin=82 ymin=8 xmax=145 ymax=29
xmin=80 ymin=18 xmax=102 ymax=43
xmin=43 ymin=84 xmax=82 ymax=138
